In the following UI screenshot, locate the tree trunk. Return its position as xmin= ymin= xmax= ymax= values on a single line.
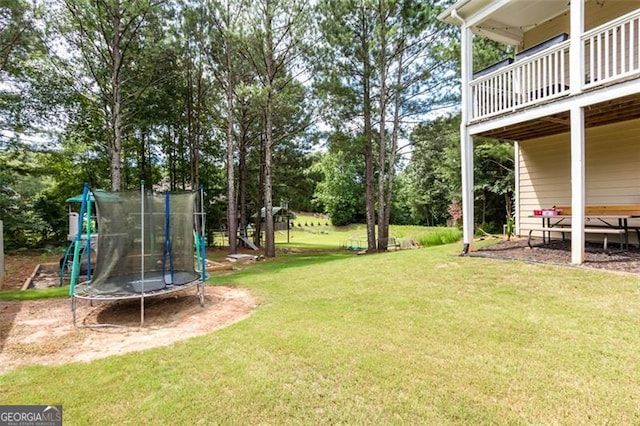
xmin=377 ymin=0 xmax=388 ymax=252
xmin=254 ymin=133 xmax=265 ymax=248
xmin=238 ymin=128 xmax=248 ymax=233
xmin=264 ymin=96 xmax=275 ymax=257
xmin=384 ymin=27 xmax=404 ymax=238
xmin=139 ymin=128 xmax=147 ymax=184
xmin=186 ymin=51 xmax=194 ymax=188
xmin=361 ymin=7 xmax=376 ymax=253
xmin=263 ymin=0 xmax=276 ymax=258
xmin=191 ymin=65 xmax=203 ymax=190
xmin=226 ymin=33 xmax=237 ymax=254
xmin=384 ymin=15 xmax=405 ymax=250
xmin=110 ymin=9 xmax=123 ymax=192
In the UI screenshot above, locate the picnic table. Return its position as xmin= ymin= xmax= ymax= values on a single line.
xmin=521 ymin=206 xmax=640 ymax=251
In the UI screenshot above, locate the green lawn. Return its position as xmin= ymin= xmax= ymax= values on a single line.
xmin=2 ymin=244 xmax=640 ymax=424
xmin=276 ymin=217 xmax=459 ymax=250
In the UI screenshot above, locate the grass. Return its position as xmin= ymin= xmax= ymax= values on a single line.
xmin=1 ymin=244 xmax=640 ymax=424
xmin=417 ymin=227 xmax=463 ymax=247
xmin=278 ymin=215 xmax=459 ymax=250
xmin=0 ymin=287 xmax=68 ymax=301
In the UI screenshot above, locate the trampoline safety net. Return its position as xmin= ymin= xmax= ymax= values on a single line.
xmin=88 ymin=190 xmax=199 ymax=295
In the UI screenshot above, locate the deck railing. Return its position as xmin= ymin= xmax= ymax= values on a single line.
xmin=470 ymin=9 xmax=640 ymax=122
xmin=583 ymin=9 xmax=640 ymax=89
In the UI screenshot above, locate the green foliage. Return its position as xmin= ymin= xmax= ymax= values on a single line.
xmin=416 ymin=228 xmax=462 ymax=247
xmin=473 ymin=139 xmax=515 ymax=231
xmin=312 ymin=147 xmax=365 ymax=226
xmin=0 ymin=151 xmax=55 ymax=248
xmin=401 ymin=115 xmax=460 ymax=226
xmin=472 ymin=37 xmax=514 ymax=74
xmin=404 ymin=114 xmax=514 ymax=230
xmin=0 ymin=0 xmax=513 ymax=251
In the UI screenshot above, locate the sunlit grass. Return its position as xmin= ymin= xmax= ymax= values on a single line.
xmin=2 ymin=244 xmax=640 ymax=424
xmin=0 ymin=287 xmax=68 ymax=301
xmin=417 ymin=227 xmax=463 ymax=246
xmin=280 ymin=216 xmax=461 ymax=250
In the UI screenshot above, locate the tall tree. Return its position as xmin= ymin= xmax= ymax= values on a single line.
xmin=200 ymin=0 xmax=245 ymax=253
xmin=244 ymin=0 xmax=310 ymax=257
xmin=375 ymin=0 xmax=457 ymax=250
xmin=316 ymin=0 xmax=457 ymax=250
xmin=60 ymin=0 xmax=168 ymax=191
xmin=315 ymin=0 xmax=377 ymax=251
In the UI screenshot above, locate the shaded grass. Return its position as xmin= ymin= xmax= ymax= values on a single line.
xmin=1 ymin=245 xmax=640 ymax=424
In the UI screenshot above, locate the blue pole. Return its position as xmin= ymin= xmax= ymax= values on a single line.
xmin=163 ymin=192 xmax=174 ymax=284
xmin=199 ymin=185 xmax=207 ymax=282
xmin=86 ymin=190 xmax=92 ymax=282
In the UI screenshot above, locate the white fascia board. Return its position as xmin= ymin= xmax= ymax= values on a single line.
xmin=467 ymin=78 xmax=640 ymax=137
xmin=465 ymin=0 xmax=514 ymax=28
xmin=437 ymin=0 xmax=473 ymax=23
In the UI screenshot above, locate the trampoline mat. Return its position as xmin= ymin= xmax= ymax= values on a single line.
xmin=79 ymin=271 xmax=200 ymax=296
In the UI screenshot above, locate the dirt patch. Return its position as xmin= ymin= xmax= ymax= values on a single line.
xmin=0 ymin=286 xmax=256 ymax=374
xmin=1 ymin=252 xmax=62 ymax=291
xmin=474 ymin=237 xmax=640 ymax=274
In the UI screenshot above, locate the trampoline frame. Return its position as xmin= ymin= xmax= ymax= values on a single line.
xmin=70 ymin=182 xmax=208 ymax=328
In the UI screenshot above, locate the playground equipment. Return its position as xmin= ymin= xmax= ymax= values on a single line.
xmin=70 ymin=182 xmax=207 ymax=327
xmin=59 ymin=192 xmax=97 ymax=286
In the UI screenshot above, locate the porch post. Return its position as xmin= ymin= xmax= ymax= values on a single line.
xmin=514 ymin=142 xmax=520 ymax=232
xmin=461 ymin=130 xmax=474 ymax=253
xmin=460 ymin=22 xmax=474 ymax=254
xmin=569 ymin=0 xmax=585 ymax=264
xmin=570 ymin=105 xmax=585 ymax=264
xmin=569 ymin=0 xmax=584 ymax=94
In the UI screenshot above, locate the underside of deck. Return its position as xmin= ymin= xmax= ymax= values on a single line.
xmin=475 ymin=91 xmax=640 ymax=141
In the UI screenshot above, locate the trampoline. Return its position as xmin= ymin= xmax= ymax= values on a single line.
xmin=70 ymin=182 xmax=207 ymax=327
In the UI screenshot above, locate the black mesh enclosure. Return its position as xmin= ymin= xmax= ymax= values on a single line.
xmin=87 ymin=190 xmax=198 ymax=295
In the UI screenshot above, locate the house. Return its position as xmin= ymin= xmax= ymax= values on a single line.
xmin=439 ymin=0 xmax=640 ymax=264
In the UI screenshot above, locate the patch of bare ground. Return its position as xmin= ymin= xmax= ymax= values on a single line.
xmin=0 ymin=286 xmax=256 ymax=374
xmin=474 ymin=237 xmax=640 ymax=274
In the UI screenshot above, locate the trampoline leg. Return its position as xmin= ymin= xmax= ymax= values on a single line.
xmin=72 ymin=296 xmax=77 ymax=328
xmin=198 ymin=282 xmax=205 ymax=307
xmin=140 ymin=296 xmax=145 ymax=328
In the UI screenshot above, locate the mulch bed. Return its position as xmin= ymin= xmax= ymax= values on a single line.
xmin=473 ymin=237 xmax=640 ymax=274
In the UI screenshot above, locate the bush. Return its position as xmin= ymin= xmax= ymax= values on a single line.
xmin=417 ymin=228 xmax=463 ymax=247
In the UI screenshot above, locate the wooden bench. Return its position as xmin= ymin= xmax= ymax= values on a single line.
xmin=525 ymin=204 xmax=640 ymax=251
xmin=521 ymin=226 xmax=625 ymax=251
xmin=557 ymin=205 xmax=640 ymax=248
xmin=555 ymin=205 xmax=640 ymax=216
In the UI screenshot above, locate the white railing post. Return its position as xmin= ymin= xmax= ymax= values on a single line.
xmin=570 ymin=0 xmax=584 ymax=95
xmin=583 ymin=9 xmax=640 ymax=88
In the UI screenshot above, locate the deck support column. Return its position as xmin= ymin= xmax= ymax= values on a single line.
xmin=459 ymin=20 xmax=474 ymax=254
xmin=570 ymin=105 xmax=585 ymax=264
xmin=569 ymin=0 xmax=585 ymax=265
